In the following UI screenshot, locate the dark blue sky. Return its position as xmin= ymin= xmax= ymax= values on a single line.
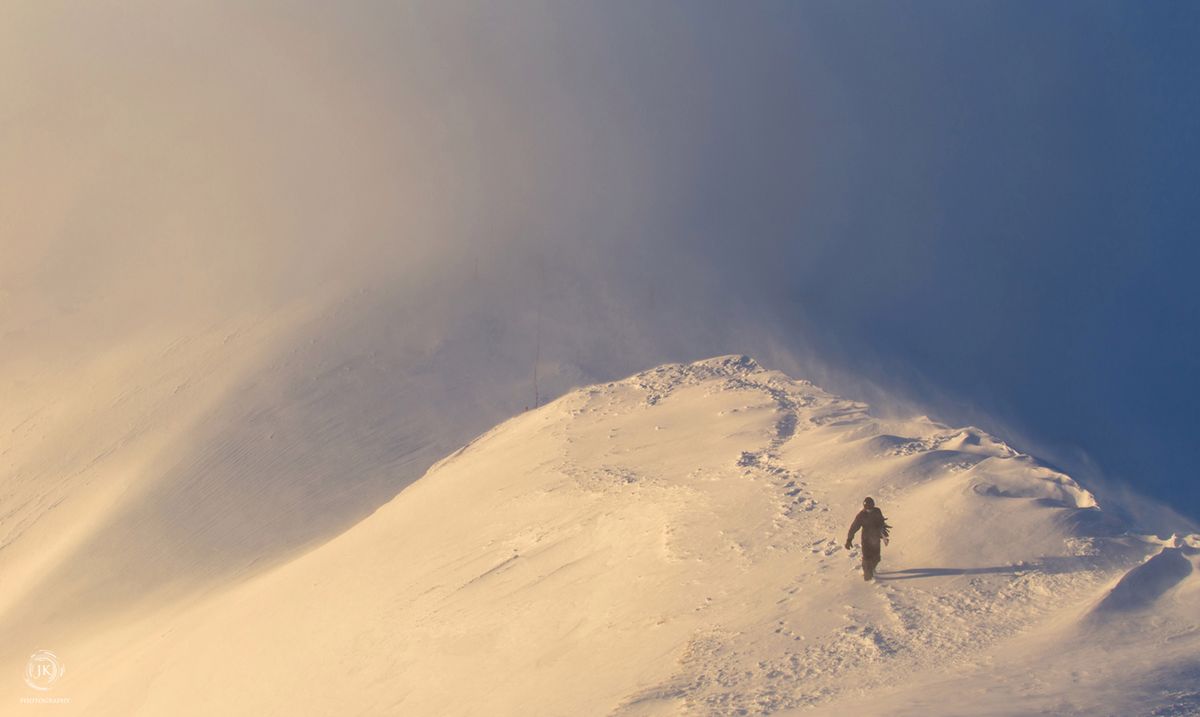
xmin=546 ymin=2 xmax=1200 ymax=521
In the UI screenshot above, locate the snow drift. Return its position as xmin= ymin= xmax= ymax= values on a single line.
xmin=2 ymin=355 xmax=1195 ymax=715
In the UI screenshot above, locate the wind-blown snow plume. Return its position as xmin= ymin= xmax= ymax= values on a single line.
xmin=7 ymin=1 xmax=1199 ymax=521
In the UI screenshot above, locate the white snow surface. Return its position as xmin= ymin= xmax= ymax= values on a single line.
xmin=2 ymin=355 xmax=1198 ymax=715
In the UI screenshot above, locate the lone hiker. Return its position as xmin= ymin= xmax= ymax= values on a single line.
xmin=845 ymin=497 xmax=891 ymax=581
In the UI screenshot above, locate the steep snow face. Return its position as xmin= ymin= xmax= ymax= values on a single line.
xmin=2 ymin=356 xmax=1196 ymax=715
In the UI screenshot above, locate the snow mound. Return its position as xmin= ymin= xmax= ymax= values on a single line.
xmin=967 ymin=454 xmax=1098 ymax=508
xmin=1 ymin=356 xmax=1195 ymax=716
xmin=1092 ymin=543 xmax=1197 ymax=614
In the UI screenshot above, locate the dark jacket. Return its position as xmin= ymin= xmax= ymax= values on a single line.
xmin=847 ymin=507 xmax=890 ymax=552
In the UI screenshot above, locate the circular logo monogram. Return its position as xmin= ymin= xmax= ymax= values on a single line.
xmin=24 ymin=650 xmax=65 ymax=691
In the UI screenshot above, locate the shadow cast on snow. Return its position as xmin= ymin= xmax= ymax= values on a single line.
xmin=875 ymin=556 xmax=1095 ymax=581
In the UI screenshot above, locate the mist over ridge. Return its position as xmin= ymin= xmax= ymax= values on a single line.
xmin=3 ymin=1 xmax=1197 ymax=523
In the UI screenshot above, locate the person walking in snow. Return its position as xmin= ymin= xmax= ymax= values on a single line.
xmin=845 ymin=497 xmax=891 ymax=581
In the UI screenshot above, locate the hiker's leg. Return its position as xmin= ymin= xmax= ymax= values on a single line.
xmin=865 ymin=555 xmax=880 ymax=580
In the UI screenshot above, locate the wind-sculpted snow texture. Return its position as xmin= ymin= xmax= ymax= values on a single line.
xmin=2 ymin=356 xmax=1197 ymax=716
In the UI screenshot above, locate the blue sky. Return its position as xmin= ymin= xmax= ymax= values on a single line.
xmin=544 ymin=2 xmax=1200 ymax=521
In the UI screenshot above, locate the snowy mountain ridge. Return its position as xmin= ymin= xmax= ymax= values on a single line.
xmin=2 ymin=355 xmax=1197 ymax=715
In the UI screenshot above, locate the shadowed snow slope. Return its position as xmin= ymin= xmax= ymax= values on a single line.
xmin=2 ymin=356 xmax=1197 ymax=715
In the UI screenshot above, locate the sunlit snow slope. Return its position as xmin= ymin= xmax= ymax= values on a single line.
xmin=3 ymin=356 xmax=1197 ymax=716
